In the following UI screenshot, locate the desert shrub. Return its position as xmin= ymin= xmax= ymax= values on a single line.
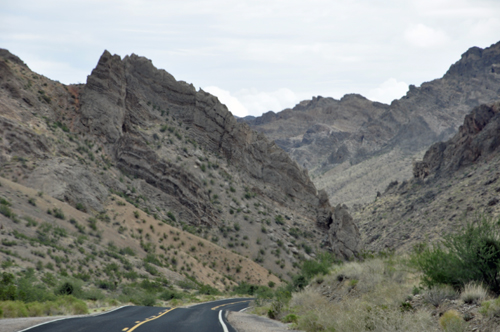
xmin=411 ymin=216 xmax=500 ymax=293
xmin=120 ymin=246 xmax=135 ymax=256
xmin=460 ymin=282 xmax=489 ymax=304
xmin=274 ymin=215 xmax=284 ymax=225
xmin=52 ymin=208 xmax=65 ymax=220
xmin=0 ymin=301 xmax=28 ymax=318
xmin=439 ymin=310 xmax=465 ymax=332
xmin=176 ymin=279 xmax=197 ymax=290
xmin=198 ymin=284 xmax=220 ymax=295
xmin=159 ymin=289 xmax=183 ymax=301
xmin=266 ymin=285 xmax=293 ymax=319
xmin=167 ymin=211 xmax=176 ymax=222
xmin=75 ymin=203 xmax=86 ymax=212
xmin=480 ymin=297 xmax=500 ymax=317
xmin=57 ymin=282 xmax=75 ymax=296
xmin=81 ymin=287 xmax=105 ymax=301
xmin=233 ymin=282 xmax=266 ymax=296
xmin=0 ymin=272 xmax=18 ymax=301
xmin=0 ymin=296 xmax=87 ymax=318
xmin=422 ymin=284 xmax=458 ymax=307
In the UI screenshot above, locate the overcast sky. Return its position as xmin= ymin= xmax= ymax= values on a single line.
xmin=1 ymin=0 xmax=500 ymax=117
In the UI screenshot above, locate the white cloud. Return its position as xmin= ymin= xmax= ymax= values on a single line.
xmin=22 ymin=58 xmax=89 ymax=84
xmin=203 ymin=86 xmax=249 ymax=117
xmin=404 ymin=24 xmax=450 ymax=48
xmin=203 ymin=86 xmax=302 ymax=117
xmin=367 ymin=78 xmax=409 ymax=104
xmin=234 ymin=88 xmax=300 ymax=116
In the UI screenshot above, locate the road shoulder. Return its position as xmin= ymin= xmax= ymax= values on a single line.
xmin=227 ymin=311 xmax=304 ymax=332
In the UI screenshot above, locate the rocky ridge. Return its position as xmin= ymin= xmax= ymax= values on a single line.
xmin=0 ymin=48 xmax=361 ymax=289
xmin=240 ymin=41 xmax=500 ymax=207
xmin=354 ymin=101 xmax=500 ymax=253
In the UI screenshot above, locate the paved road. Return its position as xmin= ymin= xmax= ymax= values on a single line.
xmin=22 ymin=298 xmax=253 ymax=332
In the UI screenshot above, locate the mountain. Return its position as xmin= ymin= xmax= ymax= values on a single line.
xmin=355 ymin=101 xmax=500 ymax=253
xmin=0 ymin=48 xmax=361 ymax=291
xmin=240 ymin=41 xmax=500 ymax=207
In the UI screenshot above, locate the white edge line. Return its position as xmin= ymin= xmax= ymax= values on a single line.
xmin=239 ymin=306 xmax=251 ymax=312
xmin=17 ymin=305 xmax=131 ymax=332
xmin=219 ymin=310 xmax=229 ymax=332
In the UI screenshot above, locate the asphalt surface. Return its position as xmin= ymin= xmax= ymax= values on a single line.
xmin=22 ymin=298 xmax=253 ymax=332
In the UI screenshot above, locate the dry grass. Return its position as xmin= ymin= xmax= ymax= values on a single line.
xmin=460 ymin=282 xmax=489 ymax=305
xmin=287 ymin=258 xmax=439 ymax=332
xmin=423 ymin=285 xmax=458 ymax=307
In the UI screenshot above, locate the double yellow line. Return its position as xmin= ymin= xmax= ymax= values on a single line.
xmin=122 ymin=308 xmax=176 ymax=332
xmin=211 ymin=300 xmax=250 ymax=310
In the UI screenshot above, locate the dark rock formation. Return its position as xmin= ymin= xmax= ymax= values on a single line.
xmin=414 ymin=102 xmax=500 ymax=178
xmin=317 ymin=190 xmax=361 ymax=259
xmin=0 ymin=48 xmax=362 ymax=260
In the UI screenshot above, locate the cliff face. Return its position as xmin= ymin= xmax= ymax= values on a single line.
xmin=0 ymin=49 xmax=361 ymax=264
xmin=414 ymin=102 xmax=500 ymax=179
xmin=240 ymin=41 xmax=500 ymax=206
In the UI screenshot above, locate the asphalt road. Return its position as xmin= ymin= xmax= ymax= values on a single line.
xmin=22 ymin=298 xmax=253 ymax=332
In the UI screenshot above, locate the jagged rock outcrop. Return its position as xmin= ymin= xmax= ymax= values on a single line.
xmin=414 ymin=102 xmax=500 ymax=179
xmin=79 ymin=50 xmax=360 ymax=255
xmin=0 ymin=48 xmax=362 ymax=260
xmin=317 ymin=190 xmax=361 ymax=259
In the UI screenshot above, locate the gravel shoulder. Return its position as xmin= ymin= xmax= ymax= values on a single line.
xmin=0 ymin=315 xmax=85 ymax=332
xmin=227 ymin=311 xmax=304 ymax=332
xmin=0 ymin=306 xmax=123 ymax=332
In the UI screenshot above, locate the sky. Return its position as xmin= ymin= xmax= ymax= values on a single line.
xmin=1 ymin=0 xmax=500 ymax=117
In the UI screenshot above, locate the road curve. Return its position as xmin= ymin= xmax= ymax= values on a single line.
xmin=22 ymin=298 xmax=253 ymax=332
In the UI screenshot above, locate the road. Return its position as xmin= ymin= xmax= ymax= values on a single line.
xmin=22 ymin=298 xmax=253 ymax=332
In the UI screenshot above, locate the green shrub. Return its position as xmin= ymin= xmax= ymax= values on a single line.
xmin=160 ymin=289 xmax=183 ymax=300
xmin=439 ymin=310 xmax=465 ymax=332
xmin=53 ymin=208 xmax=65 ymax=220
xmin=57 ymin=282 xmax=75 ymax=296
xmin=412 ymin=216 xmax=500 ymax=293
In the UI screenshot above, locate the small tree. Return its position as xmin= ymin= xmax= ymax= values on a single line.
xmin=412 ymin=216 xmax=500 ymax=293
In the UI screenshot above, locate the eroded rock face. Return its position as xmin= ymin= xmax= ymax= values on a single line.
xmin=317 ymin=190 xmax=362 ymax=259
xmin=414 ymin=102 xmax=500 ymax=178
xmin=75 ymin=50 xmax=361 ymax=256
xmin=26 ymin=158 xmax=110 ymax=212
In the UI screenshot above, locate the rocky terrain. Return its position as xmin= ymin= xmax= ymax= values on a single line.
xmin=240 ymin=41 xmax=500 ymax=207
xmin=355 ymin=101 xmax=500 ymax=253
xmin=0 ymin=48 xmax=361 ymax=292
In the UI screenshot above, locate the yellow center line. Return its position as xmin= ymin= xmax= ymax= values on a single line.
xmin=123 ymin=308 xmax=175 ymax=332
xmin=211 ymin=300 xmax=251 ymax=310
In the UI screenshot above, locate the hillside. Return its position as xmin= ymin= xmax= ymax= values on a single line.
xmin=240 ymin=41 xmax=500 ymax=207
xmin=0 ymin=47 xmax=362 ymax=297
xmin=355 ymin=101 xmax=500 ymax=253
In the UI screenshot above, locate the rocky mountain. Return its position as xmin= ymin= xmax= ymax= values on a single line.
xmin=0 ymin=48 xmax=361 ymax=290
xmin=355 ymin=101 xmax=500 ymax=253
xmin=240 ymin=41 xmax=500 ymax=207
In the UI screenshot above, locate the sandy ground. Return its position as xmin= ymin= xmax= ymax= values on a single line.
xmin=227 ymin=311 xmax=304 ymax=332
xmin=0 ymin=306 xmax=122 ymax=332
xmin=0 ymin=315 xmax=85 ymax=332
